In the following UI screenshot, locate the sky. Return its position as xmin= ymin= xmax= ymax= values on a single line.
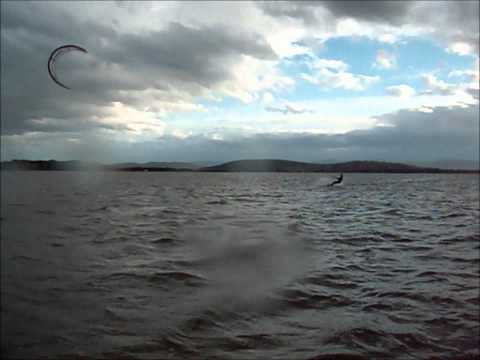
xmin=1 ymin=1 xmax=479 ymax=164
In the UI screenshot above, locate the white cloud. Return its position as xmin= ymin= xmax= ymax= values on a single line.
xmin=448 ymin=59 xmax=480 ymax=92
xmin=302 ymin=69 xmax=380 ymax=91
xmin=448 ymin=69 xmax=477 ymax=79
xmin=416 ymin=106 xmax=434 ymax=113
xmin=265 ymin=102 xmax=314 ymax=115
xmin=216 ymin=56 xmax=295 ymax=103
xmin=310 ymin=58 xmax=348 ymax=71
xmin=301 ymin=56 xmax=379 ymax=91
xmin=378 ymin=33 xmax=397 ymax=44
xmin=100 ymin=102 xmax=167 ymax=138
xmin=421 ymin=74 xmax=457 ymax=95
xmin=262 ymin=92 xmax=275 ymax=105
xmin=375 ymin=50 xmax=396 ymax=69
xmin=334 ymin=17 xmax=423 ymax=44
xmin=447 ymin=42 xmax=475 ymax=56
xmin=386 ymin=84 xmax=416 ymax=97
xmin=420 ymin=71 xmax=479 ymax=105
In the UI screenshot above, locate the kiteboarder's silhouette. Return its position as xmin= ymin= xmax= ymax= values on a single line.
xmin=328 ymin=173 xmax=343 ymax=186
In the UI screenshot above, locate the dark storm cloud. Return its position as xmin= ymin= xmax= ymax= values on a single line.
xmin=258 ymin=1 xmax=411 ymax=25
xmin=258 ymin=1 xmax=479 ymax=53
xmin=25 ymin=118 xmax=129 ymax=134
xmin=320 ymin=1 xmax=410 ymax=24
xmin=1 ymin=2 xmax=276 ymax=135
xmin=466 ymin=88 xmax=480 ymax=100
xmin=96 ymin=22 xmax=276 ymax=88
xmin=412 ymin=1 xmax=479 ymax=54
xmin=257 ymin=1 xmax=321 ymax=25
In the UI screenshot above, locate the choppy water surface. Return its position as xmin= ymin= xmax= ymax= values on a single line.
xmin=1 ymin=172 xmax=479 ymax=359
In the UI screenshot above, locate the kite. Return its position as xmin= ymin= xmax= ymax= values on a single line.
xmin=47 ymin=44 xmax=88 ymax=89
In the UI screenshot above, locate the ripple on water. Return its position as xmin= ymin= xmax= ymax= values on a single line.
xmin=1 ymin=172 xmax=479 ymax=359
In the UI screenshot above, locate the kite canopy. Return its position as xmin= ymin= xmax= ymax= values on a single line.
xmin=47 ymin=44 xmax=88 ymax=89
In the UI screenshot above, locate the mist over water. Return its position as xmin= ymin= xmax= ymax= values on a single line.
xmin=1 ymin=172 xmax=479 ymax=359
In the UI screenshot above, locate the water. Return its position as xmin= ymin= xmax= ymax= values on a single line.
xmin=1 ymin=171 xmax=479 ymax=359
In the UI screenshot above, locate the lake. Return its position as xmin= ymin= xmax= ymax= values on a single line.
xmin=1 ymin=171 xmax=479 ymax=359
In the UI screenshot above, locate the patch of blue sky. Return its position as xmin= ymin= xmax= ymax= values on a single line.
xmin=278 ymin=60 xmax=373 ymax=101
xmin=289 ymin=36 xmax=475 ymax=96
xmin=318 ymin=37 xmax=386 ymax=75
xmin=395 ymin=38 xmax=475 ymax=81
xmin=169 ymin=34 xmax=476 ymax=128
xmin=277 ymin=38 xmax=395 ymax=99
xmin=321 ymin=36 xmax=474 ymax=77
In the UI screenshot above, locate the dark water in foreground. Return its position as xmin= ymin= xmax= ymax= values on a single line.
xmin=1 ymin=172 xmax=479 ymax=359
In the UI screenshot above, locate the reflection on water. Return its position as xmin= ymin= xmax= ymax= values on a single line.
xmin=1 ymin=172 xmax=479 ymax=359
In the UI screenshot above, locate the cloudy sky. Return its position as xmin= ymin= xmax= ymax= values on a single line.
xmin=1 ymin=1 xmax=479 ymax=164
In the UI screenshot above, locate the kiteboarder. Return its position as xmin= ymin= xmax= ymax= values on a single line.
xmin=328 ymin=173 xmax=343 ymax=186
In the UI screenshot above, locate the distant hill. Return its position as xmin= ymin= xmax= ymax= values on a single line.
xmin=200 ymin=159 xmax=318 ymax=172
xmin=199 ymin=159 xmax=479 ymax=173
xmin=0 ymin=160 xmax=100 ymax=171
xmin=413 ymin=160 xmax=480 ymax=170
xmin=109 ymin=161 xmax=207 ymax=170
xmin=1 ymin=160 xmax=203 ymax=171
xmin=1 ymin=159 xmax=478 ymax=173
